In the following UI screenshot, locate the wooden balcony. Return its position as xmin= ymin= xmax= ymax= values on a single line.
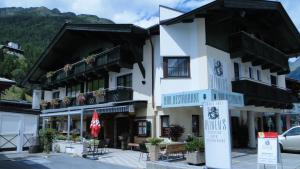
xmin=232 ymin=79 xmax=298 ymax=109
xmin=45 ymin=46 xmax=133 ymax=87
xmin=229 ymin=31 xmax=289 ymax=75
xmin=42 ymin=87 xmax=133 ymax=110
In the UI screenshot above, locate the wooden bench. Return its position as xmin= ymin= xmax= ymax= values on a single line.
xmin=160 ymin=143 xmax=186 ymax=160
xmin=128 ymin=136 xmax=147 ymax=150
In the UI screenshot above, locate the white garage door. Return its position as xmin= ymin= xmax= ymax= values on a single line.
xmin=0 ymin=112 xmax=38 ymax=152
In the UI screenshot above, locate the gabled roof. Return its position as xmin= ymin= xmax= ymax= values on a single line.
xmin=160 ymin=0 xmax=300 ymax=56
xmin=22 ymin=23 xmax=148 ymax=86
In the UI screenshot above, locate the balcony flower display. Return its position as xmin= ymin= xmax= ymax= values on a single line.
xmin=77 ymin=93 xmax=86 ymax=105
xmin=50 ymin=99 xmax=60 ymax=108
xmin=63 ymin=64 xmax=72 ymax=74
xmin=46 ymin=71 xmax=54 ymax=79
xmin=93 ymin=88 xmax=106 ymax=97
xmin=40 ymin=100 xmax=48 ymax=109
xmin=85 ymin=54 xmax=96 ymax=65
xmin=63 ymin=96 xmax=71 ymax=106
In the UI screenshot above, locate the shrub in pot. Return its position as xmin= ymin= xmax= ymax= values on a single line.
xmin=185 ymin=137 xmax=205 ymax=165
xmin=39 ymin=128 xmax=56 ymax=154
xmin=147 ymin=137 xmax=163 ymax=161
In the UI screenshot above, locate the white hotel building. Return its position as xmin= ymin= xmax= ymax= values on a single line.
xmin=24 ymin=0 xmax=300 ymax=148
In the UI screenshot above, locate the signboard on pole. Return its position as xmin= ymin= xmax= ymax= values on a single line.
xmin=257 ymin=132 xmax=281 ymax=167
xmin=204 ymin=100 xmax=231 ymax=169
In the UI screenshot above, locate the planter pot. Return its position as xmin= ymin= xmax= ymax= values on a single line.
xmin=148 ymin=145 xmax=160 ymax=161
xmin=186 ymin=151 xmax=205 ymax=165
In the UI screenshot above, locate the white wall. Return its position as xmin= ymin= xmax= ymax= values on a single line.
xmin=156 ymin=18 xmax=208 ymax=106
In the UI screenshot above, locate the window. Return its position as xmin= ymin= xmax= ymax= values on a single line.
xmin=67 ymin=83 xmax=83 ymax=97
xmin=137 ymin=121 xmax=147 ymax=136
xmin=271 ymin=75 xmax=277 ymax=86
xmin=52 ymin=91 xmax=60 ymax=99
xmin=163 ymin=57 xmax=190 ymax=78
xmin=86 ymin=78 xmax=105 ymax=92
xmin=117 ymin=74 xmax=132 ymax=88
xmin=257 ymin=70 xmax=261 ymax=81
xmin=161 ymin=115 xmax=170 ymax=137
xmin=234 ymin=62 xmax=240 ymax=80
xmin=192 ymin=115 xmax=200 ymax=136
xmin=286 ymin=127 xmax=300 ymax=136
xmin=249 ymin=67 xmax=253 ymax=79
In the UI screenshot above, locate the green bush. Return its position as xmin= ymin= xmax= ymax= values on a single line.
xmin=55 ymin=134 xmax=67 ymax=140
xmin=39 ymin=128 xmax=56 ymax=153
xmin=185 ymin=137 xmax=205 ymax=152
xmin=147 ymin=137 xmax=163 ymax=146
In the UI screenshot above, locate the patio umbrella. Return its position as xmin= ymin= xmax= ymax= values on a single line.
xmin=90 ymin=110 xmax=101 ymax=138
xmin=89 ymin=110 xmax=101 ymax=159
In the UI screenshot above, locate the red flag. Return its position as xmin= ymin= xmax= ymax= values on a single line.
xmin=90 ymin=110 xmax=101 ymax=138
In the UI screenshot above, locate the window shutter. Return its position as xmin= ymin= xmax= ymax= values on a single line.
xmin=146 ymin=121 xmax=152 ymax=137
xmin=163 ymin=57 xmax=167 ymax=78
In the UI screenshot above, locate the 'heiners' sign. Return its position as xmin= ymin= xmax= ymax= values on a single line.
xmin=204 ymin=100 xmax=232 ymax=169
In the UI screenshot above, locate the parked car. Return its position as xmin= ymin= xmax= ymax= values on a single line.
xmin=278 ymin=126 xmax=300 ymax=151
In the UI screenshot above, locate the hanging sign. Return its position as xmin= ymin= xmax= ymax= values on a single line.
xmin=257 ymin=132 xmax=280 ymax=166
xmin=203 ymin=100 xmax=232 ymax=169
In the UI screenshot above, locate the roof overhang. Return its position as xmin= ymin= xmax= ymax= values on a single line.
xmin=22 ymin=23 xmax=148 ymax=87
xmin=161 ymin=0 xmax=300 ymax=56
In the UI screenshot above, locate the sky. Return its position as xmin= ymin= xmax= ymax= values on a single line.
xmin=0 ymin=0 xmax=299 ymax=60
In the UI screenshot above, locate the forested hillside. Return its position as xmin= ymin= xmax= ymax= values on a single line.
xmin=0 ymin=7 xmax=113 ymax=100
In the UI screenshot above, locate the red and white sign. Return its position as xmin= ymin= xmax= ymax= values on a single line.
xmin=90 ymin=110 xmax=101 ymax=138
xmin=257 ymin=132 xmax=279 ymax=165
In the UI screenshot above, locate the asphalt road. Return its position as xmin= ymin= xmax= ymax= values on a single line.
xmin=0 ymin=153 xmax=133 ymax=169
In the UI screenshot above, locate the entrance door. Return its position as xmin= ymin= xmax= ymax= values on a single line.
xmin=116 ymin=117 xmax=129 ymax=148
xmin=0 ymin=113 xmax=22 ymax=152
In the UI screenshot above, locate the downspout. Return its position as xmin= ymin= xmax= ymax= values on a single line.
xmin=148 ymin=30 xmax=155 ymax=109
xmin=148 ymin=30 xmax=157 ymax=137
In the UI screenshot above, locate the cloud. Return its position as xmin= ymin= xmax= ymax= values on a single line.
xmin=0 ymin=0 xmax=299 ymax=30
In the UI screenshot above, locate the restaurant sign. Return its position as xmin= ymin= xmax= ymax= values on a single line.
xmin=204 ymin=100 xmax=231 ymax=169
xmin=162 ymin=89 xmax=244 ymax=108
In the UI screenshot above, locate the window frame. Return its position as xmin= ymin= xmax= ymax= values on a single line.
xmin=163 ymin=57 xmax=190 ymax=78
xmin=249 ymin=67 xmax=253 ymax=79
xmin=117 ymin=74 xmax=132 ymax=88
xmin=160 ymin=115 xmax=170 ymax=137
xmin=234 ymin=62 xmax=240 ymax=80
xmin=257 ymin=69 xmax=261 ymax=81
xmin=192 ymin=115 xmax=200 ymax=136
xmin=136 ymin=120 xmax=148 ymax=137
xmin=270 ymin=75 xmax=277 ymax=87
xmin=52 ymin=91 xmax=60 ymax=99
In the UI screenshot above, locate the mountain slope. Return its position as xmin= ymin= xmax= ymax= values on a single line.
xmin=0 ymin=7 xmax=113 ymax=80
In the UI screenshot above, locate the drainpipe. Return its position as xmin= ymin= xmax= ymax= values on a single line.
xmin=148 ymin=30 xmax=155 ymax=109
xmin=148 ymin=30 xmax=158 ymax=137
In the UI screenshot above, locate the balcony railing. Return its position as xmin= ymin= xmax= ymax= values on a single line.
xmin=41 ymin=87 xmax=133 ymax=110
xmin=229 ymin=31 xmax=289 ymax=74
xmin=45 ymin=46 xmax=133 ymax=87
xmin=232 ymin=79 xmax=297 ymax=109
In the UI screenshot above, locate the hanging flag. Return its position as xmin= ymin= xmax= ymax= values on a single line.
xmin=90 ymin=110 xmax=101 ymax=138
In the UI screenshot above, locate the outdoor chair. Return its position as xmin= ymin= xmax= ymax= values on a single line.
xmin=139 ymin=143 xmax=149 ymax=161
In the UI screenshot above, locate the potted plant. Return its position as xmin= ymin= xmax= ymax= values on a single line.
xmin=166 ymin=124 xmax=185 ymax=141
xmin=46 ymin=71 xmax=54 ymax=80
xmin=39 ymin=128 xmax=56 ymax=154
xmin=185 ymin=137 xmax=205 ymax=165
xmin=63 ymin=96 xmax=71 ymax=107
xmin=50 ymin=99 xmax=60 ymax=108
xmin=40 ymin=100 xmax=48 ymax=110
xmin=147 ymin=137 xmax=163 ymax=161
xmin=85 ymin=54 xmax=96 ymax=65
xmin=77 ymin=93 xmax=86 ymax=105
xmin=63 ymin=64 xmax=72 ymax=74
xmin=93 ymin=88 xmax=106 ymax=103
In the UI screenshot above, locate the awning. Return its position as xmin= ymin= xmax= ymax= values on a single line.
xmin=40 ymin=105 xmax=134 ymax=117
